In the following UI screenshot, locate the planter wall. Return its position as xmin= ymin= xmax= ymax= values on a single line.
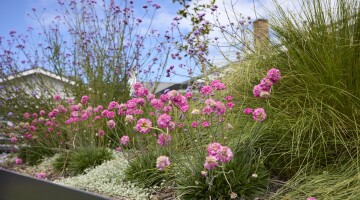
xmin=0 ymin=168 xmax=112 ymax=200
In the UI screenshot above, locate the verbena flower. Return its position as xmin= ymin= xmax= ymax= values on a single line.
xmin=156 ymin=156 xmax=170 ymax=170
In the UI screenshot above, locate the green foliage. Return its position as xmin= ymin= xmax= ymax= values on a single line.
xmin=124 ymin=151 xmax=173 ymax=188
xmin=226 ymin=0 xmax=360 ymax=180
xmin=18 ymin=145 xmax=55 ymax=166
xmin=175 ymin=144 xmax=269 ymax=200
xmin=53 ymin=147 xmax=113 ymax=175
xmin=271 ymin=162 xmax=360 ymax=200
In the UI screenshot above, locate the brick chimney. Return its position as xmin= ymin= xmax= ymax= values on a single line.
xmin=254 ymin=19 xmax=269 ymax=52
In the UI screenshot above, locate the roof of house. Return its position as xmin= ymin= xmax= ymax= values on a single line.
xmin=0 ymin=67 xmax=76 ymax=85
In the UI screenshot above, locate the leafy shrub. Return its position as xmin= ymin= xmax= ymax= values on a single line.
xmin=53 ymin=147 xmax=113 ymax=175
xmin=175 ymin=143 xmax=269 ymax=200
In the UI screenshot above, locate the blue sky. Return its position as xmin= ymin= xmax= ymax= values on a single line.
xmin=0 ymin=0 xmax=188 ymax=37
xmin=0 ymin=0 xmax=276 ymax=83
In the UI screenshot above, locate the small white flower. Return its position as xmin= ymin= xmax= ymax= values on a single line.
xmin=251 ymin=173 xmax=258 ymax=178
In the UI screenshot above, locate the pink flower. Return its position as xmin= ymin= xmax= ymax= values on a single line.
xmin=180 ymin=105 xmax=189 ymax=112
xmin=98 ymin=130 xmax=105 ymax=137
xmin=156 ymin=156 xmax=170 ymax=170
xmin=106 ymin=111 xmax=115 ymax=118
xmin=210 ymin=80 xmax=226 ymax=90
xmin=202 ymin=121 xmax=210 ymax=127
xmin=253 ymin=108 xmax=267 ymax=122
xmin=253 ymin=84 xmax=262 ymax=97
xmin=94 ymin=116 xmax=101 ymax=120
xmin=135 ymin=118 xmax=152 ymax=134
xmin=216 ymin=146 xmax=233 ymax=163
xmin=224 ymin=96 xmax=233 ymax=101
xmin=260 ymin=78 xmax=273 ymax=91
xmin=29 ymin=125 xmax=36 ymax=132
xmin=115 ymin=146 xmax=122 ymax=152
xmin=207 ymin=142 xmax=222 ymax=156
xmin=36 ymin=172 xmax=46 ymax=179
xmin=53 ymin=94 xmax=61 ymax=101
xmin=307 ymin=198 xmax=316 ymax=200
xmin=157 ymin=133 xmax=172 ymax=146
xmin=80 ymin=95 xmax=89 ymax=104
xmin=259 ymin=91 xmax=271 ymax=98
xmin=157 ymin=114 xmax=172 ymax=129
xmin=133 ymin=82 xmax=143 ymax=91
xmin=150 ymin=99 xmax=164 ymax=110
xmin=149 ymin=112 xmax=155 ymax=116
xmin=125 ymin=115 xmax=134 ymax=123
xmin=163 ymin=105 xmax=172 ymax=113
xmin=266 ymin=68 xmax=281 ymax=83
xmin=204 ymin=156 xmax=218 ymax=170
xmin=32 ymin=113 xmax=38 ymax=118
xmin=135 ymin=87 xmax=149 ymax=97
xmin=67 ymin=98 xmax=74 ymax=104
xmin=191 ymin=122 xmax=198 ymax=128
xmin=226 ymin=102 xmax=235 ymax=109
xmin=107 ymin=101 xmax=118 ymax=110
xmin=10 ymin=137 xmax=18 ymax=143
xmin=185 ymin=92 xmax=193 ymax=99
xmin=120 ymin=135 xmax=130 ymax=145
xmin=23 ymin=112 xmax=30 ymax=118
xmin=200 ymin=85 xmax=213 ymax=95
xmin=107 ymin=120 xmax=116 ymax=128
xmin=39 ymin=110 xmax=46 ymax=116
xmin=15 ymin=158 xmax=23 ymax=165
xmin=201 ymin=171 xmax=207 ymax=177
xmin=243 ymin=108 xmax=253 ymax=115
xmin=147 ymin=94 xmax=156 ymax=101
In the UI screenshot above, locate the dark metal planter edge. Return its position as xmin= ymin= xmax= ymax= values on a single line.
xmin=0 ymin=168 xmax=115 ymax=200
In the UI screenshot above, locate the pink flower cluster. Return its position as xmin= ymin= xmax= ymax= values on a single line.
xmin=120 ymin=135 xmax=130 ymax=145
xmin=157 ymin=114 xmax=174 ymax=129
xmin=36 ymin=172 xmax=46 ymax=179
xmin=156 ymin=155 xmax=170 ymax=170
xmin=134 ymin=82 xmax=149 ymax=97
xmin=157 ymin=133 xmax=171 ymax=146
xmin=135 ymin=118 xmax=152 ymax=133
xmin=204 ymin=142 xmax=233 ymax=170
xmin=253 ymin=68 xmax=281 ymax=98
xmin=243 ymin=107 xmax=267 ymax=122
